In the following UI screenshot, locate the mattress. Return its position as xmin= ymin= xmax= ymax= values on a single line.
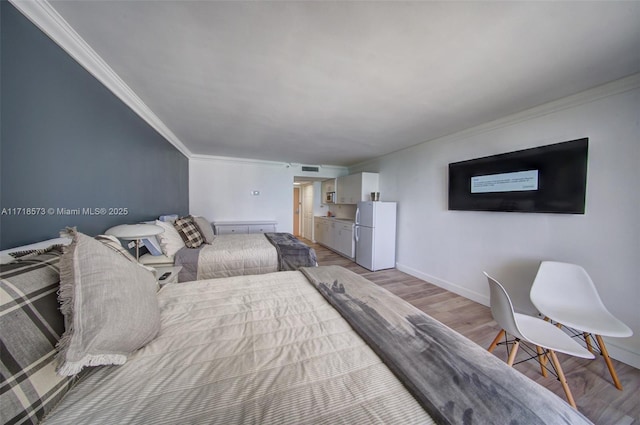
xmin=42 ymin=271 xmax=433 ymax=424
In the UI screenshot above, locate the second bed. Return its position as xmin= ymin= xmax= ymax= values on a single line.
xmin=173 ymin=232 xmax=317 ymax=282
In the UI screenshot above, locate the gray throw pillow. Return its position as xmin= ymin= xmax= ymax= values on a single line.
xmin=55 ymin=229 xmax=160 ymax=376
xmin=192 ymin=215 xmax=215 ymax=244
xmin=173 ymin=216 xmax=204 ymax=248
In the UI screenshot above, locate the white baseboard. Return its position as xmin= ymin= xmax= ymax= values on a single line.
xmin=396 ymin=262 xmax=640 ymax=370
xmin=396 ymin=262 xmax=489 ymax=306
xmin=604 ymin=340 xmax=640 ymax=370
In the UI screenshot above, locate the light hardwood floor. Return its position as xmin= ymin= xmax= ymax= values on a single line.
xmin=304 ymin=239 xmax=640 ymax=425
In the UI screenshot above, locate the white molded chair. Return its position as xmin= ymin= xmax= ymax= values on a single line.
xmin=530 ymin=261 xmax=633 ymax=390
xmin=484 ymin=272 xmax=594 ymax=408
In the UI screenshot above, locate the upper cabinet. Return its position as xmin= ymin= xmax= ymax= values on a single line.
xmin=336 ymin=172 xmax=379 ymax=204
xmin=321 ymin=178 xmax=337 ymax=204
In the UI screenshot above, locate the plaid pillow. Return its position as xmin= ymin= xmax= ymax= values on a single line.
xmin=0 ymin=248 xmax=76 ymax=424
xmin=173 ymin=216 xmax=204 ymax=248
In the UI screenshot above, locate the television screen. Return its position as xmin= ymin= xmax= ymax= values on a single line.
xmin=448 ymin=138 xmax=588 ymax=214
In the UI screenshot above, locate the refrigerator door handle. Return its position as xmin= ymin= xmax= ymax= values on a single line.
xmin=355 ymin=226 xmax=359 ymax=242
xmin=355 ymin=208 xmax=360 ymax=225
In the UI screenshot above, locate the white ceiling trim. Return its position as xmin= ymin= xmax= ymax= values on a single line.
xmin=190 ymin=153 xmax=348 ymax=171
xmin=9 ymin=0 xmax=192 ymax=158
xmin=350 ymin=72 xmax=640 ymax=171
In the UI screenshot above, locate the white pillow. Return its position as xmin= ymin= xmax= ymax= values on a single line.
xmin=154 ymin=220 xmax=185 ymax=257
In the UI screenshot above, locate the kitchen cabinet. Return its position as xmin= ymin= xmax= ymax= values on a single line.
xmin=335 ymin=223 xmax=354 ymax=258
xmin=314 ymin=217 xmax=354 ymax=259
xmin=321 ymin=179 xmax=337 ymax=204
xmin=314 ymin=218 xmax=326 ymax=245
xmin=336 ymin=172 xmax=379 ymax=204
xmin=336 ymin=174 xmax=355 ymax=204
xmin=325 ymin=220 xmax=336 ymax=249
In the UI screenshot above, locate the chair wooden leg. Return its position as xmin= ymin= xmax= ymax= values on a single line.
xmin=507 ymin=339 xmax=520 ymax=367
xmin=548 ymin=349 xmax=577 ymax=409
xmin=583 ymin=333 xmax=594 ymax=354
xmin=535 ymin=346 xmax=548 ymax=377
xmin=595 ymin=334 xmax=623 ymax=390
xmin=488 ymin=329 xmax=505 ymax=353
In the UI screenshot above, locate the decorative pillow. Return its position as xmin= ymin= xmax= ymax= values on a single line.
xmin=55 ymin=229 xmax=160 ymax=376
xmin=191 ymin=215 xmax=215 ymax=244
xmin=154 ymin=220 xmax=185 ymax=257
xmin=173 ymin=216 xmax=204 ymax=248
xmin=0 ymin=247 xmax=75 ymax=424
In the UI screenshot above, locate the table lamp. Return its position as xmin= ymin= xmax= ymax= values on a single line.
xmin=105 ymin=223 xmax=164 ymax=260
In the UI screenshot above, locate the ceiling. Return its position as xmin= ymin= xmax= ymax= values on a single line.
xmin=40 ymin=1 xmax=640 ymax=166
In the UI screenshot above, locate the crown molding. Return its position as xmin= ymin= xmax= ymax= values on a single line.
xmin=190 ymin=154 xmax=348 ymax=171
xmin=190 ymin=154 xmax=289 ymax=166
xmin=350 ymin=72 xmax=640 ymax=171
xmin=9 ymin=0 xmax=192 ymax=159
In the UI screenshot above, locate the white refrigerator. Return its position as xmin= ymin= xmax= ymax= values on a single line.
xmin=355 ymin=201 xmax=397 ymax=271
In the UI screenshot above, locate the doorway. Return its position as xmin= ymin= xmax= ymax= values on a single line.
xmin=293 ymin=187 xmax=301 ymax=236
xmin=301 ymin=183 xmax=314 ymax=240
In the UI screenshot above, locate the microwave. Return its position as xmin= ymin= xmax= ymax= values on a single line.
xmin=326 ymin=192 xmax=335 ymax=203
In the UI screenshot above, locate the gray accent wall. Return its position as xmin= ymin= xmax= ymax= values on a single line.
xmin=0 ymin=2 xmax=189 ymax=249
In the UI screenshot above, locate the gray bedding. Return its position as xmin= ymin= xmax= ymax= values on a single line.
xmin=301 ymin=266 xmax=592 ymax=425
xmin=264 ymin=232 xmax=318 ymax=271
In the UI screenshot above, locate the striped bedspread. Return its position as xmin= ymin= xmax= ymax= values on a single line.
xmin=42 ymin=270 xmax=434 ymax=424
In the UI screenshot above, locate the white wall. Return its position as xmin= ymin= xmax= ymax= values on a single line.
xmin=190 ymin=157 xmax=346 ymax=234
xmin=351 ymin=75 xmax=640 ymax=367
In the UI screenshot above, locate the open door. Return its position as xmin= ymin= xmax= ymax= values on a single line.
xmin=293 ymin=187 xmax=301 ymax=236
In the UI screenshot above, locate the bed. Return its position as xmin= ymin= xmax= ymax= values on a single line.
xmin=142 ymin=232 xmax=317 ymax=282
xmin=140 ymin=217 xmax=317 ymax=282
xmin=1 ymin=232 xmax=592 ymax=425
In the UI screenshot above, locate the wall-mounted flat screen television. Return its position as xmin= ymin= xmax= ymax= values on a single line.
xmin=448 ymin=138 xmax=588 ymax=214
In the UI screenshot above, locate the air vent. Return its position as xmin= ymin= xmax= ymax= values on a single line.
xmin=301 ymin=166 xmax=320 ymax=172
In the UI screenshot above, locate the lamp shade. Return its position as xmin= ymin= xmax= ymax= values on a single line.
xmin=105 ymin=224 xmax=164 ymax=240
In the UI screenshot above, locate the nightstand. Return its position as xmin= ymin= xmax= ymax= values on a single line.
xmin=154 ymin=266 xmax=182 ymax=287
